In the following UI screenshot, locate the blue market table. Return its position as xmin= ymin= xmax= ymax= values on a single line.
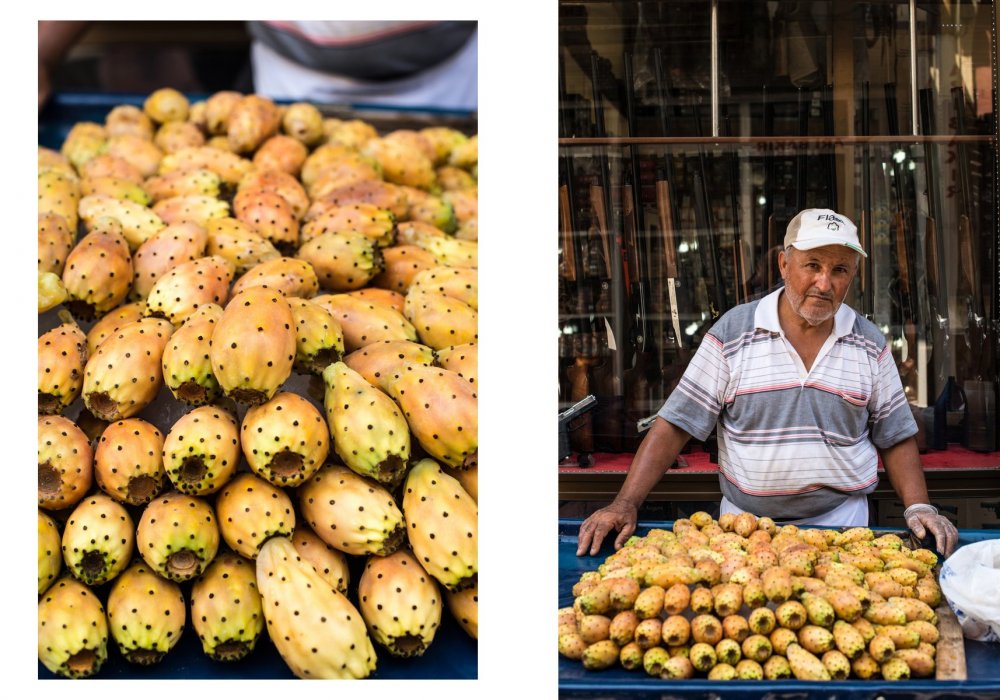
xmin=559 ymin=519 xmax=1000 ymax=699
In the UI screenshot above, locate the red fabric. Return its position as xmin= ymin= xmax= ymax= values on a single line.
xmin=559 ymin=446 xmax=1000 ymax=474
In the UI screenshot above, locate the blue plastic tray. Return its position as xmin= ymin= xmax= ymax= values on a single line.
xmin=559 ymin=519 xmax=1000 ymax=699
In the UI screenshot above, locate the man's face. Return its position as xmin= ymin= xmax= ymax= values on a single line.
xmin=779 ymin=245 xmax=859 ymax=326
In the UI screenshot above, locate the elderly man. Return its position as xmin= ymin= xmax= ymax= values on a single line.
xmin=577 ymin=208 xmax=959 ymax=557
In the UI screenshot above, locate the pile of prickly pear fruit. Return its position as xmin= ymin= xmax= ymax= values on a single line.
xmin=560 ymin=512 xmax=944 ymax=682
xmin=38 ymin=87 xmax=478 ymax=680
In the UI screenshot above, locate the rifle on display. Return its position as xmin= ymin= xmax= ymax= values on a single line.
xmin=692 ymin=103 xmax=729 ymax=318
xmin=884 ymin=82 xmax=919 ymax=403
xmin=796 ymin=87 xmax=810 ymax=212
xmin=822 ymin=84 xmax=838 ymax=209
xmin=724 ymin=108 xmax=750 ymax=304
xmin=758 ymin=86 xmax=778 ymax=293
xmin=859 ymin=82 xmax=874 ymax=318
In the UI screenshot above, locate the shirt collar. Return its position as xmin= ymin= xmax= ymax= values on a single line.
xmin=754 ymin=286 xmax=855 ymax=338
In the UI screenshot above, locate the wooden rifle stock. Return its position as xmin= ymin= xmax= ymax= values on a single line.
xmin=559 ymin=184 xmax=577 ymax=282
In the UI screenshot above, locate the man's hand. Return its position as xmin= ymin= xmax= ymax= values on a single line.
xmin=576 ymin=500 xmax=638 ymax=556
xmin=904 ymin=503 xmax=959 ymax=557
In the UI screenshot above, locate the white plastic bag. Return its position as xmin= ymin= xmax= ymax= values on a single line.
xmin=939 ymin=540 xmax=1000 ymax=643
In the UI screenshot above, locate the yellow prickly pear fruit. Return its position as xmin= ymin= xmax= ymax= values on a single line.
xmin=889 ymin=596 xmax=937 ymax=623
xmin=144 ymin=168 xmax=221 ymax=202
xmin=38 ymin=577 xmax=109 ymax=678
xmin=38 ymin=510 xmax=62 ymax=595
xmin=241 ymin=391 xmax=329 ymax=487
xmin=821 ymin=649 xmax=851 ymax=679
xmin=907 ymin=619 xmax=940 ymax=644
xmin=722 ymin=614 xmax=750 ymax=642
xmin=718 ymin=513 xmax=737 ymax=532
xmin=662 ymin=582 xmax=691 ymax=615
xmin=154 ymin=120 xmax=205 ymax=153
xmin=881 ymin=655 xmax=912 ymax=680
xmin=106 ymin=104 xmax=154 ymax=139
xmin=691 ymin=614 xmax=724 ymax=645
xmin=690 ymin=586 xmax=714 ymax=614
xmin=662 ymin=655 xmax=695 ymax=678
xmin=159 ymin=146 xmax=254 ymax=186
xmin=216 ymin=472 xmax=296 ymax=559
xmin=763 ymin=654 xmax=792 ymax=679
xmin=38 ymin=212 xmax=74 ymax=277
xmin=446 ymin=583 xmax=477 ymax=640
xmin=101 ymin=133 xmax=163 ymax=179
xmin=748 ymin=607 xmax=777 ymax=635
xmin=801 ymin=592 xmax=836 ymax=627
xmin=880 ymin=624 xmax=922 ymax=650
xmin=312 ymin=293 xmax=417 ymax=353
xmin=400 ymin=186 xmax=458 ymax=233
xmin=915 ymin=576 xmax=943 ymax=608
xmin=298 ymin=230 xmax=383 ymax=292
xmin=865 ymin=600 xmax=909 ymax=626
xmin=577 ymin=580 xmax=612 ymax=615
xmin=38 ymin=319 xmax=88 ymax=416
xmin=634 ymin=618 xmax=663 ymax=649
xmin=106 ymin=561 xmax=185 ymax=664
xmin=301 ymin=203 xmax=396 ymax=248
xmin=256 ymin=536 xmax=377 ymax=678
xmin=634 ymin=585 xmax=665 ymax=619
xmin=190 ymin=551 xmax=264 ymax=661
xmin=661 ymin=614 xmax=692 ymax=647
xmin=609 ymin=609 xmax=640 ymax=646
xmin=786 ymin=642 xmax=832 ymax=680
xmin=436 ymin=165 xmax=476 ymax=192
xmin=851 ymin=650 xmax=880 ymax=678
xmin=715 ymin=637 xmax=741 ymax=665
xmin=733 ymin=512 xmax=758 ymax=538
xmin=205 ymin=217 xmax=280 ymax=275
xmin=641 ymin=646 xmax=669 ymax=676
xmin=152 ymin=194 xmax=230 ymax=228
xmin=343 ymin=339 xmax=435 ymax=386
xmin=204 ymin=90 xmax=242 ymax=134
xmin=403 ymin=289 xmax=478 ymax=350
xmin=832 ymin=619 xmax=867 ymax=659
xmin=62 ymin=218 xmax=134 ymax=320
xmin=741 ymin=634 xmax=773 ymax=663
xmin=713 ymin=582 xmax=743 ymax=617
xmin=821 ymin=588 xmax=864 ymax=622
xmin=61 ymin=121 xmax=107 ymax=171
xmin=80 ymin=175 xmax=151 ymax=206
xmin=893 ymin=648 xmax=935 ymax=677
xmin=291 ymin=525 xmax=350 ymax=594
xmin=371 ymin=244 xmax=438 ymax=292
xmin=160 ymin=303 xmax=223 ymax=407
xmin=253 ymin=134 xmax=308 ymax=175
xmin=227 ymin=94 xmax=280 ymax=153
xmin=798 ymin=625 xmax=835 ymax=654
xmin=869 ymin=633 xmax=896 ymax=662
xmin=136 ymin=491 xmax=220 ymax=582
xmin=708 ymin=662 xmax=737 ymax=680
xmin=145 ymin=255 xmax=234 ymax=325
xmin=559 ymin=632 xmax=587 ymax=660
xmin=608 ymin=577 xmax=641 ymax=611
xmin=144 ymin=87 xmax=189 ymax=123
xmin=578 ymin=614 xmax=612 ymax=644
xmin=762 ymin=566 xmax=793 ymax=603
xmin=619 ymin=641 xmax=643 ymax=670
xmin=38 ymin=415 xmax=94 ymax=510
xmin=735 ymin=658 xmax=764 ymax=679
xmin=769 ymin=627 xmax=798 ymax=655
xmin=281 ymin=101 xmax=324 ymax=145
xmin=743 ymin=578 xmax=767 ymax=609
xmin=79 ymin=194 xmax=166 ymax=251
xmin=162 ymin=404 xmax=239 ymax=495
xmin=363 ymin=135 xmax=437 ymax=191
xmin=689 ymin=642 xmax=717 ymax=672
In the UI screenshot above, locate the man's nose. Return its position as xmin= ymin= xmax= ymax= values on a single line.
xmin=813 ymin=270 xmax=833 ymax=291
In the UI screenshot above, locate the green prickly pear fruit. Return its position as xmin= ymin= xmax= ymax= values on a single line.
xmin=158 ymin=146 xmax=253 ymax=186
xmin=137 ymin=491 xmax=220 ymax=582
xmin=105 ymin=104 xmax=155 ymax=140
xmin=435 ymin=342 xmax=477 ymax=388
xmin=190 ymin=551 xmax=264 ymax=661
xmin=60 ymin=121 xmax=107 ymax=171
xmin=210 ymin=285 xmax=296 ymax=406
xmin=39 ymin=509 xmax=63 ymax=594
xmin=448 ymin=133 xmax=477 ymax=169
xmin=409 ymin=266 xmax=478 ymax=309
xmin=298 ymin=463 xmax=406 ymax=556
xmin=144 ymin=87 xmax=189 ymax=124
xmin=162 ymin=404 xmax=239 ymax=495
xmin=38 ymin=212 xmax=75 ymax=276
xmin=380 ymin=364 xmax=478 ymax=470
xmin=62 ymin=217 xmax=134 ymax=320
xmin=227 ymin=94 xmax=281 ymax=154
xmin=61 ymin=492 xmax=134 ymax=586
xmin=257 ymin=536 xmax=377 ymax=679
xmin=204 ymin=90 xmax=243 ymax=135
xmin=403 ymin=289 xmax=478 ymax=350
xmin=298 ymin=230 xmax=384 ymax=292
xmin=238 ymin=168 xmax=310 ymax=219
xmin=205 ymin=216 xmax=280 ymax=275
xmin=343 ymin=339 xmax=435 ymax=386
xmin=241 ymin=391 xmax=329 ymax=487
xmin=231 ymin=256 xmax=319 ymax=299
xmin=300 ymin=203 xmax=396 ymax=248
xmin=85 ymin=300 xmax=147 ymax=355
xmin=399 ymin=186 xmax=457 ymax=233
xmin=396 ymin=221 xmax=478 ymax=269
xmin=94 ymin=418 xmax=168 ymax=505
xmin=285 ymin=296 xmax=345 ymax=375
xmin=312 ymin=293 xmax=418 ymax=352
xmin=402 ymin=458 xmax=477 ymax=592
xmin=38 ymin=576 xmax=109 ymax=678
xmin=82 ymin=316 xmax=174 ymax=421
xmin=38 ymin=415 xmax=93 ymax=510
xmin=152 ymin=194 xmax=230 ymax=228
xmin=322 ymin=361 xmax=409 ymax=487
xmin=445 ymin=582 xmax=478 ymax=640
xmin=253 ymin=133 xmax=307 ymax=175
xmin=215 ymin=472 xmax=296 ymax=559
xmin=154 ymin=120 xmax=205 ymax=153
xmin=308 ymin=179 xmax=408 ymax=221
xmin=106 ymin=561 xmax=186 ymax=664
xmin=79 ymin=194 xmax=166 ymax=251
xmin=161 ymin=303 xmax=223 ymax=406
xmin=81 ymin=175 xmax=152 ymax=206
xmin=145 ymin=254 xmax=234 ymax=325
xmin=291 ymin=525 xmax=350 ymax=594
xmin=358 ymin=547 xmax=442 ymax=657
xmin=144 ymin=168 xmax=222 ymax=202
xmin=38 ymin=318 xmax=88 ymax=415
xmin=370 ymin=244 xmax=439 ymax=292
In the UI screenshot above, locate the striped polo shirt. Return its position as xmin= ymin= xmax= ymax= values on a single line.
xmin=658 ymin=287 xmax=917 ymax=519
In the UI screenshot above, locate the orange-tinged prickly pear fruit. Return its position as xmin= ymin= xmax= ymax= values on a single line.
xmin=162 ymin=404 xmax=239 ymax=496
xmin=38 ymin=319 xmax=88 ymax=415
xmin=301 ymin=203 xmax=396 ymax=248
xmin=190 ymin=551 xmax=264 ymax=661
xmin=769 ymin=627 xmax=798 ymax=655
xmin=298 ymin=230 xmax=383 ymax=292
xmin=38 ymin=415 xmax=93 ymax=510
xmin=633 ymin=618 xmax=663 ymax=649
xmin=216 ymin=472 xmax=295 ymax=559
xmin=131 ymin=222 xmax=209 ymax=298
xmin=144 ymin=87 xmax=189 ymax=124
xmin=136 ymin=491 xmax=220 ymax=582
xmin=38 ymin=509 xmax=63 ymax=595
xmin=61 ymin=492 xmax=134 ymax=586
xmin=106 ymin=104 xmax=154 ymax=140
xmin=62 ymin=218 xmax=134 ymax=320
xmin=94 ymin=418 xmax=167 ymax=505
xmin=106 ymin=561 xmax=185 ymax=664
xmin=159 ymin=146 xmax=253 ymax=186
xmin=403 ymin=289 xmax=478 ymax=350
xmin=881 ymin=655 xmax=911 ymax=680
xmin=291 ymin=525 xmax=350 ymax=594
xmin=145 ymin=255 xmax=234 ymax=325
xmin=38 ymin=576 xmax=109 ymax=678
xmin=370 ymin=244 xmax=438 ymax=292
xmin=609 ymin=609 xmax=640 ymax=646
xmin=205 ymin=217 xmax=280 ymax=275
xmin=38 ymin=212 xmax=74 ymax=277
xmin=722 ymin=614 xmax=750 ymax=642
xmin=227 ymin=94 xmax=280 ymax=154
xmin=160 ymin=303 xmax=223 ymax=406
xmin=311 ymin=293 xmax=417 ymax=352
xmin=253 ymin=134 xmax=308 ymax=175
xmin=798 ymin=625 xmax=835 ymax=654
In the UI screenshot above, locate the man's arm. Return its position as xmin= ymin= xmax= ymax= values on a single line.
xmin=878 ymin=435 xmax=958 ymax=556
xmin=575 ymin=417 xmax=692 ymax=556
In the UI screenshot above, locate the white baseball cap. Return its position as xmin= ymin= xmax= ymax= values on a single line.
xmin=784 ymin=208 xmax=867 ymax=258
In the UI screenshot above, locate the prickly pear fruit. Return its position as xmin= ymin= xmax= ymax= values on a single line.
xmin=362 ymin=135 xmax=437 ymax=191
xmin=205 ymin=217 xmax=280 ymax=275
xmin=38 ymin=169 xmax=81 ymax=236
xmin=38 ymin=212 xmax=74 ymax=276
xmin=39 ymin=510 xmax=63 ymax=594
xmin=60 ymin=121 xmax=107 ymax=171
xmin=159 ymin=146 xmax=253 ymax=186
xmin=402 ymin=458 xmax=477 ymax=592
xmin=403 ymin=290 xmax=478 ymax=350
xmin=162 ymin=404 xmax=240 ymax=495
xmin=309 ymin=179 xmax=409 ymax=221
xmin=144 ymin=254 xmax=233 ymax=325
xmin=298 ymin=230 xmax=384 ymax=292
xmin=152 ymin=194 xmax=230 ymax=228
xmin=347 ymin=287 xmax=406 ymax=313
xmin=61 ymin=492 xmax=134 ymax=586
xmin=300 ymin=141 xmax=377 ymax=186
xmin=291 ymin=525 xmax=351 ymax=594
xmin=39 ymin=145 xmax=77 ymax=178
xmin=358 ymin=547 xmax=442 ymax=657
xmin=38 ymin=577 xmax=109 ymax=678
xmin=79 ymin=194 xmax=166 ymax=251
xmin=436 ymin=165 xmax=476 ymax=191
xmin=397 ymin=221 xmax=478 ymax=268
xmin=137 ymin=491 xmax=220 ymax=582
xmin=238 ymin=168 xmax=310 ymax=220
xmin=190 ymin=551 xmax=264 ymax=661
xmin=144 ymin=168 xmax=221 ymax=202
xmin=230 ymin=256 xmax=319 ymax=299
xmin=299 ymin=463 xmax=406 ymax=556
xmin=409 ymin=266 xmax=478 ymax=309
xmin=38 ymin=415 xmax=94 ymax=510
xmin=786 ymin=642 xmax=832 ymax=680
xmin=312 ymin=293 xmax=418 ymax=352
xmin=94 ymin=418 xmax=167 ymax=505
xmin=241 ymin=391 xmax=329 ymax=487
xmin=160 ymin=303 xmax=223 ymax=406
xmin=81 ymin=174 xmax=151 ymax=205
xmin=144 ymin=87 xmax=189 ymax=123
xmin=284 ymin=296 xmax=345 ymax=375
xmin=252 ymin=134 xmax=307 ymax=175
xmin=342 ymin=339 xmax=435 ymax=386
xmin=39 ymin=271 xmax=69 ymax=313
xmin=441 ymin=584 xmax=477 ymax=642
xmin=278 ymin=101 xmax=323 ymax=144
xmin=227 ymin=94 xmax=280 ymax=153
xmin=106 ymin=561 xmax=185 ymax=664
xmin=399 ymin=186 xmax=458 ymax=233
xmin=233 ymin=189 xmax=300 ymax=253
xmin=62 ymin=218 xmax=134 ymax=320
xmin=370 ymin=244 xmax=439 ymax=292
xmin=83 ymin=302 xmax=143 ymax=356
xmin=257 ymin=536 xmax=378 ymax=678
xmin=105 ymin=104 xmax=154 ymax=139
xmin=204 ymin=91 xmax=242 ymax=134
xmin=82 ymin=317 xmax=173 ymax=421
xmin=380 ymin=364 xmax=478 ymax=470
xmin=79 ymin=152 xmax=143 ymax=184
xmin=155 ymin=120 xmax=205 ymax=153
xmin=881 ymin=655 xmax=912 ymax=680
xmin=38 ymin=319 xmax=88 ymax=415
xmin=300 ymin=203 xmax=396 ymax=248
xmin=322 ymin=361 xmax=409 ymax=487
xmin=210 ymin=285 xmax=296 ymax=405
xmin=215 ymin=472 xmax=295 ymax=559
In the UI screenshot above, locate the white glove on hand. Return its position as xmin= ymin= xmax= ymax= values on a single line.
xmin=904 ymin=503 xmax=959 ymax=557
